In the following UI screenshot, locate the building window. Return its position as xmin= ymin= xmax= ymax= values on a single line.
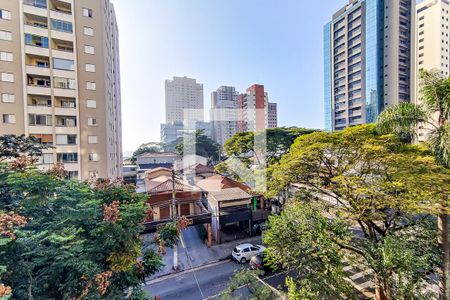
xmin=0 ymin=9 xmax=12 ymax=20
xmin=86 ymin=82 xmax=96 ymax=90
xmin=29 ymin=114 xmax=52 ymax=126
xmin=41 ymin=153 xmax=54 ymax=164
xmin=2 ymin=114 xmax=15 ymax=124
xmin=51 ymin=19 xmax=73 ymax=33
xmin=84 ymin=45 xmax=95 ymax=54
xmin=31 ymin=134 xmax=53 ymax=145
xmin=1 ymin=93 xmax=14 ymax=103
xmin=53 ymin=58 xmax=74 ymax=70
xmin=88 ymin=136 xmax=98 ymax=144
xmin=60 ymin=99 xmax=76 ymax=108
xmin=1 ymin=73 xmax=14 ymax=82
xmin=0 ymin=30 xmax=12 ymax=41
xmin=25 ymin=34 xmax=48 ymax=47
xmin=88 ymin=153 xmax=99 ymax=162
xmin=88 ymin=117 xmax=97 ymax=126
xmin=0 ymin=51 xmax=13 ymax=62
xmin=86 ymin=100 xmax=97 ymax=108
xmin=88 ymin=171 xmax=98 ymax=178
xmin=56 ymin=116 xmax=76 ymax=127
xmin=85 ymin=64 xmax=96 ymax=72
xmin=83 ymin=8 xmax=93 ymax=18
xmin=54 ymin=77 xmax=75 ymax=89
xmin=56 ymin=134 xmax=77 ymax=145
xmin=57 ymin=153 xmax=78 ymax=163
xmin=83 ymin=27 xmax=94 ymax=36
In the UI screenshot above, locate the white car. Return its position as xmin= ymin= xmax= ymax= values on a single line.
xmin=232 ymin=243 xmax=266 ymax=264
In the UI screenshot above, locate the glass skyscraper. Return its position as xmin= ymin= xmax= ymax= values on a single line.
xmin=324 ymin=0 xmax=414 ymax=131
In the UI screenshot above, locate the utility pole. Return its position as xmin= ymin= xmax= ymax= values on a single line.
xmin=171 ymin=169 xmax=179 ymax=270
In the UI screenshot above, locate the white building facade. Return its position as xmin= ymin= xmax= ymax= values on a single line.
xmin=210 ymin=86 xmax=239 ymax=147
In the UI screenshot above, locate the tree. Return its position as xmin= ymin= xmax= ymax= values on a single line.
xmin=220 ymin=269 xmax=276 ymax=300
xmin=223 ymin=127 xmax=317 ymax=166
xmin=0 ymin=135 xmax=49 ymax=162
xmin=130 ymin=143 xmax=165 ymax=164
xmin=0 ymin=153 xmax=164 ymax=299
xmin=377 ymin=70 xmax=450 ymax=299
xmin=264 ymin=200 xmax=355 ymax=299
xmin=215 ymin=127 xmax=317 ymax=180
xmin=175 ymin=130 xmax=221 ymax=164
xmin=267 ymin=125 xmax=449 ymax=299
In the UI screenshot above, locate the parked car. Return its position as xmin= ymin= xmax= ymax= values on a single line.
xmin=232 ymin=243 xmax=266 ymax=264
xmin=249 ymin=252 xmax=277 ymax=275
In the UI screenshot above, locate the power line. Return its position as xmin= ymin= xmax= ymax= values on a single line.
xmin=180 ymin=231 xmax=206 ymax=299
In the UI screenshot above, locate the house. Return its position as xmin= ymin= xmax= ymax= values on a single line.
xmin=207 ymin=188 xmax=253 ymax=244
xmin=196 ymin=174 xmax=272 ymax=243
xmin=196 ymin=174 xmax=251 ymax=192
xmin=122 ymin=163 xmax=138 ymax=185
xmin=179 ymin=163 xmax=216 ymax=184
xmin=136 ymin=152 xmax=179 ymax=170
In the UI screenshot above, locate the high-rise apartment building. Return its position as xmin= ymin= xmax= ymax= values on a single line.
xmin=324 ymin=0 xmax=415 ymax=131
xmin=268 ymin=102 xmax=278 ymax=129
xmin=210 ymin=86 xmax=238 ymax=147
xmin=237 ymin=84 xmax=277 ymax=133
xmin=414 ymin=0 xmax=449 ymax=141
xmin=0 ymin=0 xmax=122 ymax=180
xmin=161 ymin=76 xmax=204 ymax=143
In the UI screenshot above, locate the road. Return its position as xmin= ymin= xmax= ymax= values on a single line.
xmin=144 ymin=259 xmax=287 ymax=300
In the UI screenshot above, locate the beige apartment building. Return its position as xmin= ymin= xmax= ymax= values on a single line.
xmin=0 ymin=0 xmax=122 ymax=180
xmin=415 ymin=0 xmax=449 ymax=141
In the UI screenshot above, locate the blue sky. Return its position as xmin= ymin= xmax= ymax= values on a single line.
xmin=111 ymin=0 xmax=348 ymax=155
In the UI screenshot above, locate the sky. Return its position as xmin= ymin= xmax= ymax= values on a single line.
xmin=111 ymin=0 xmax=348 ymax=156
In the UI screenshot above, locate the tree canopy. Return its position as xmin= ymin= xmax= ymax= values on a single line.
xmin=174 ymin=129 xmax=221 ymax=164
xmin=215 ymin=127 xmax=317 ymax=181
xmin=0 ymin=137 xmax=165 ymax=299
xmin=265 ymin=125 xmax=449 ymax=299
xmin=0 ymin=135 xmax=49 ymax=162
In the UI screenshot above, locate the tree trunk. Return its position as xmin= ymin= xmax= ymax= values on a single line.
xmin=374 ymin=274 xmax=390 ymax=300
xmin=439 ymin=213 xmax=450 ymax=300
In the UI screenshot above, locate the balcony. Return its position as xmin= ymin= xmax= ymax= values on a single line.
xmin=28 ymin=126 xmax=53 ymax=135
xmin=50 ymin=29 xmax=74 ymax=42
xmin=26 ymin=64 xmax=50 ymax=77
xmin=55 ymin=106 xmax=77 ymax=116
xmin=23 ymin=1 xmax=47 ymax=18
xmin=28 ymin=105 xmax=52 ymax=115
xmin=25 ymin=45 xmax=50 ymax=57
xmin=50 ymin=9 xmax=72 ymax=22
xmin=27 ymin=75 xmax=51 ymax=95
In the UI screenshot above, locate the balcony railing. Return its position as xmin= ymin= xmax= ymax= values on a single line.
xmin=24 ymin=0 xmax=47 ymax=9
xmin=27 ymin=63 xmax=50 ymax=68
xmin=25 ymin=22 xmax=48 ymax=29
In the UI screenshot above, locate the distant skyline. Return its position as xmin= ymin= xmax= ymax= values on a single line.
xmin=111 ymin=0 xmax=348 ymax=155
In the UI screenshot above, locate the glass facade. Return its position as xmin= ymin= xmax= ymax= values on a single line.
xmin=323 ymin=22 xmax=332 ymax=131
xmin=364 ymin=0 xmax=384 ymax=123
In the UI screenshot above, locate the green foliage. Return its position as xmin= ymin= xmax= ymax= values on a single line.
xmin=175 ymin=129 xmax=221 ymax=164
xmin=223 ymin=127 xmax=317 ymax=166
xmin=0 ymin=135 xmax=49 ymax=162
xmin=220 ymin=269 xmax=275 ymax=300
xmin=157 ymin=221 xmax=178 ymax=247
xmin=264 ymin=200 xmax=356 ymax=299
xmin=0 ymin=164 xmax=163 ymax=299
xmin=377 ymin=70 xmax=450 ymax=167
xmin=130 ymin=143 xmax=165 ymax=164
xmin=266 ymin=125 xmax=447 ymax=298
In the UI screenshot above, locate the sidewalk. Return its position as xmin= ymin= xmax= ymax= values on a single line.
xmin=145 ymin=226 xmax=262 ymax=280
